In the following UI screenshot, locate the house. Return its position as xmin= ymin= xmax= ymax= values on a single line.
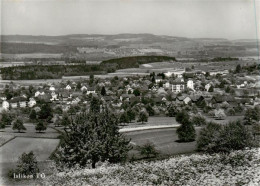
xmin=86 ymin=87 xmax=96 ymax=95
xmin=163 ymin=82 xmax=171 ymax=88
xmin=50 ymin=91 xmax=59 ymax=101
xmin=35 ymin=90 xmax=45 ymax=97
xmin=9 ymin=97 xmax=23 ymax=109
xmin=49 ymin=85 xmax=55 ymax=92
xmin=155 ymin=76 xmax=163 ymax=83
xmin=19 ymin=97 xmax=27 ymax=108
xmin=81 ymin=85 xmax=88 ymax=92
xmin=205 ymin=83 xmax=212 ymax=92
xmin=28 ymin=98 xmax=37 ymax=107
xmin=187 ymin=80 xmax=194 ymax=90
xmin=65 ymin=85 xmax=72 ymax=90
xmin=172 ymin=78 xmax=185 ymax=93
xmin=60 ymin=92 xmax=72 ymax=101
xmin=2 ymin=100 xmax=9 ymax=110
xmin=183 ymin=96 xmax=192 ymax=104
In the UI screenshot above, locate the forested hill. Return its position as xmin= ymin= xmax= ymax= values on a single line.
xmin=101 ymin=56 xmax=176 ymax=69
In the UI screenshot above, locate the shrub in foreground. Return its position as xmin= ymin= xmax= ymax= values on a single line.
xmin=197 ymin=120 xmax=256 ymax=153
xmin=42 ymin=148 xmax=260 ymax=186
xmin=8 ymin=151 xmax=39 ymax=179
xmin=137 ymin=142 xmax=159 ymax=158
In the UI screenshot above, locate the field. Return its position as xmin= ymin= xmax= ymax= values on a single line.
xmin=0 ymin=137 xmax=59 ymax=182
xmin=126 ymin=127 xmax=201 ymax=157
xmin=120 ymin=116 xmax=179 ymax=129
xmin=0 ymin=123 xmax=60 ymax=139
xmin=1 ymin=53 xmax=63 ymax=59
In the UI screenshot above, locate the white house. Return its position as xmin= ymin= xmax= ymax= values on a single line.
xmin=81 ymin=86 xmax=88 ymax=92
xmin=49 ymin=86 xmax=55 ymax=92
xmin=187 ymin=80 xmax=194 ymax=90
xmin=172 ymin=78 xmax=185 ymax=93
xmin=183 ymin=97 xmax=192 ymax=104
xmin=65 ymin=85 xmax=72 ymax=90
xmin=28 ymin=98 xmax=36 ymax=107
xmin=87 ymin=87 xmax=96 ymax=95
xmin=2 ymin=100 xmax=9 ymax=110
xmin=35 ymin=90 xmax=45 ymax=97
xmin=163 ymin=82 xmax=171 ymax=88
xmin=155 ymin=76 xmax=163 ymax=83
xmin=205 ymin=83 xmax=211 ymax=92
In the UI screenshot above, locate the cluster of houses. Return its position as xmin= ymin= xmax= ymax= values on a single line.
xmin=0 ymin=68 xmax=259 ymax=115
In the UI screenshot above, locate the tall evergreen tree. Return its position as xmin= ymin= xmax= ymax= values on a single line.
xmin=101 ymin=86 xmax=106 ymax=96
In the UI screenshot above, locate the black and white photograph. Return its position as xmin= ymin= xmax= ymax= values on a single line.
xmin=0 ymin=0 xmax=260 ymax=185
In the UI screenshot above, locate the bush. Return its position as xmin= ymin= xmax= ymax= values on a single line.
xmin=176 ymin=119 xmax=196 ymax=142
xmin=35 ymin=121 xmax=47 ymax=133
xmin=191 ymin=115 xmax=207 ymax=126
xmin=226 ymin=108 xmax=235 ymax=116
xmin=197 ymin=121 xmax=256 ymax=153
xmin=12 ymin=119 xmax=26 ymax=133
xmin=8 ymin=151 xmax=39 ymax=179
xmin=197 ymin=122 xmax=222 ymax=153
xmin=137 ymin=111 xmax=148 ymax=124
xmin=137 ymin=142 xmax=159 ymax=158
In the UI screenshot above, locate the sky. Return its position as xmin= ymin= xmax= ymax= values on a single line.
xmin=1 ymin=0 xmax=259 ymax=39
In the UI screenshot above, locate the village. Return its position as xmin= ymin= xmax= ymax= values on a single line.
xmin=0 ymin=62 xmax=259 ymax=130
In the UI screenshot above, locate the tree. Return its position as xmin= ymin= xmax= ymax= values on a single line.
xmin=244 ymin=107 xmax=260 ymax=125
xmin=175 ymin=111 xmax=189 ymax=124
xmin=133 ymin=89 xmax=141 ymax=96
xmin=38 ymin=103 xmax=53 ymax=121
xmin=126 ymin=109 xmax=136 ymax=122
xmin=167 ymin=105 xmax=177 ymax=117
xmin=101 ymin=86 xmax=106 ymax=96
xmin=176 ymin=117 xmax=196 ymax=142
xmin=208 ymin=86 xmax=214 ymax=92
xmin=191 ymin=115 xmax=207 ymax=126
xmin=56 ymin=108 xmax=132 ymax=168
xmin=197 ymin=122 xmax=223 ymax=152
xmin=76 ymin=82 xmax=81 ymax=90
xmin=61 ymin=113 xmax=70 ymax=128
xmin=8 ymin=151 xmax=39 ymax=179
xmin=90 ymin=97 xmax=101 ymax=113
xmin=12 ymin=119 xmax=26 ymax=133
xmin=146 ymin=105 xmax=155 ymax=116
xmin=35 ymin=121 xmax=47 ymax=133
xmin=235 ymin=64 xmax=241 ymax=73
xmin=137 ymin=111 xmax=148 ymax=124
xmin=158 ymin=81 xmax=163 ymax=87
xmin=214 ymin=109 xmax=226 ymax=120
xmin=197 ymin=121 xmax=256 ymax=153
xmin=29 ymin=109 xmax=37 ymax=120
xmin=120 ymin=112 xmax=129 ymax=124
xmin=1 ymin=111 xmax=14 ymax=126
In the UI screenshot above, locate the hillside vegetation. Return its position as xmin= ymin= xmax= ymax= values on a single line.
xmin=42 ymin=148 xmax=260 ymax=186
xmin=1 ymin=56 xmax=175 ymax=80
xmin=101 ymin=56 xmax=176 ymax=69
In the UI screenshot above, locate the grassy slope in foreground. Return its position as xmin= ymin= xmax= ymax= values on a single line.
xmin=42 ymin=148 xmax=260 ymax=186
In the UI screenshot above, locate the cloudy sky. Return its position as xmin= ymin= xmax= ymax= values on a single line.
xmin=1 ymin=0 xmax=259 ymax=39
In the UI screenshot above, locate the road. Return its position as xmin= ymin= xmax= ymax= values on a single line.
xmin=125 ymin=127 xmax=201 ymax=156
